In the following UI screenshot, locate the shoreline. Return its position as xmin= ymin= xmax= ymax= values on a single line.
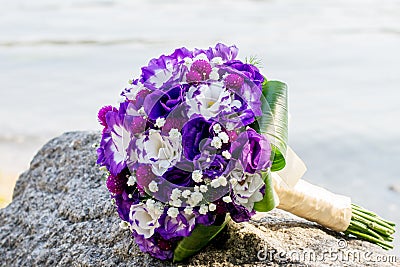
xmin=0 ymin=172 xmax=18 ymax=208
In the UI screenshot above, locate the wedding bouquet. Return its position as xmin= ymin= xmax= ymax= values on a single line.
xmin=96 ymin=43 xmax=395 ymax=261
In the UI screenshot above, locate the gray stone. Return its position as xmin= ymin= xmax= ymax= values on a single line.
xmin=0 ymin=132 xmax=398 ymax=267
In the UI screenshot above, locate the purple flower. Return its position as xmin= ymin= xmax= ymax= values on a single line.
xmin=224 ymin=60 xmax=264 ymax=88
xmin=202 ymin=154 xmax=228 ymax=179
xmin=132 ymin=232 xmax=175 ymax=260
xmin=114 ymin=189 xmax=140 ymax=222
xmin=97 ymin=110 xmax=131 ymax=176
xmin=162 ymin=166 xmax=194 ymax=187
xmin=143 ymin=85 xmax=186 ymax=120
xmin=156 ymin=210 xmax=196 ymax=239
xmin=140 ymin=47 xmax=193 ymax=91
xmin=194 ymin=43 xmax=238 ymax=62
xmin=98 ymin=105 xmax=117 ymax=129
xmin=181 ymin=116 xmax=213 ymax=161
xmin=230 ymin=128 xmax=271 ymax=174
xmin=226 ymin=201 xmax=255 ymax=223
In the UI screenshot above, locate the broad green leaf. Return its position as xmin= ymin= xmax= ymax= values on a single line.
xmin=173 ymin=215 xmax=230 ymax=262
xmin=253 ymin=171 xmax=277 ymax=212
xmin=252 ymin=80 xmax=288 ymax=172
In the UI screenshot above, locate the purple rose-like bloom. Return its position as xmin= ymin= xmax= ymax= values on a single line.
xmin=156 ymin=210 xmax=196 ymax=240
xmin=162 ymin=166 xmax=194 ymax=187
xmin=97 ymin=110 xmax=129 ymax=176
xmin=194 ymin=43 xmax=238 ymax=62
xmin=224 ymin=60 xmax=264 ymax=88
xmin=132 ymin=232 xmax=174 ymax=260
xmin=202 ymin=154 xmax=228 ymax=179
xmin=114 ymin=189 xmax=140 ymax=222
xmin=143 ymin=84 xmax=186 ymax=120
xmin=230 ymin=128 xmax=271 ymax=174
xmin=181 ymin=116 xmax=213 ymax=161
xmin=226 ymin=201 xmax=255 ymax=223
xmin=140 ymin=47 xmax=193 ymax=91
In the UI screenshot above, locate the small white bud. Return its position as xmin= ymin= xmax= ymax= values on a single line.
xmin=222 ymin=150 xmax=231 ymax=159
xmin=199 ymin=204 xmax=208 ymax=215
xmin=155 ymin=117 xmax=166 ymax=128
xmin=210 ymin=179 xmax=221 ymax=188
xmin=192 ymin=170 xmax=203 ymax=183
xmin=169 ymin=128 xmax=181 ymax=139
xmin=200 ymin=185 xmax=208 ymax=193
xmin=167 ymin=207 xmax=179 ymax=218
xmin=127 ymin=175 xmax=136 ymax=186
xmin=208 ymin=203 xmax=217 ymax=212
xmin=222 ymin=196 xmax=232 ymax=203
xmin=211 ymin=136 xmax=222 ymax=149
xmin=182 ymin=190 xmax=191 ymax=198
xmin=213 ymin=124 xmax=222 ymax=134
xmin=218 ymin=132 xmax=229 ymax=143
xmin=184 ymin=206 xmax=193 ymax=215
xmin=119 ymin=220 xmax=130 ymax=229
xmin=218 ymin=176 xmax=228 ymax=187
xmin=148 ymin=181 xmax=159 ymax=193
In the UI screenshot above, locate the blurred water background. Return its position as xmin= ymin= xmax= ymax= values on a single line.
xmin=0 ymin=0 xmax=399 ymax=255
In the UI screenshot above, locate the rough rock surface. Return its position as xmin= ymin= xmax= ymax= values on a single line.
xmin=0 ymin=132 xmax=398 ymax=267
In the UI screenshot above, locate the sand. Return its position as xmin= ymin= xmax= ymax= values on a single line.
xmin=0 ymin=172 xmax=17 ymax=209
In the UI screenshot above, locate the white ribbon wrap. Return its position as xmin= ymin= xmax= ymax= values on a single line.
xmin=271 ymin=147 xmax=352 ymax=232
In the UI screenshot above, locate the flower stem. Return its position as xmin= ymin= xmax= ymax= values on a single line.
xmin=344 ymin=204 xmax=396 ymax=250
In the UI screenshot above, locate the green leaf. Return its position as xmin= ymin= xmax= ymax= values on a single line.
xmin=253 ymin=171 xmax=277 ymax=212
xmin=173 ymin=215 xmax=230 ymax=262
xmin=252 ymin=80 xmax=288 ymax=171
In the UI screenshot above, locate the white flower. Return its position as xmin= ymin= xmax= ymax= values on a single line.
xmin=218 ymin=132 xmax=229 ymax=143
xmin=208 ymin=203 xmax=217 ymax=211
xmin=211 ymin=136 xmax=222 ymax=149
xmin=169 ymin=128 xmax=181 ymax=139
xmin=218 ymin=176 xmax=228 ymax=187
xmin=169 ymin=198 xmax=182 ymax=207
xmin=187 ymin=191 xmax=203 ymax=206
xmin=200 ymin=185 xmax=208 ymax=193
xmin=170 ymin=188 xmax=182 ymax=200
xmin=119 ymin=220 xmax=130 ymax=230
xmin=186 ymin=83 xmax=234 ymax=120
xmin=167 ymin=207 xmax=179 ymax=218
xmin=213 ymin=124 xmax=222 ymax=134
xmin=127 ymin=175 xmax=137 ymax=186
xmin=155 ymin=117 xmax=166 ymax=128
xmin=209 ymin=70 xmax=220 ymax=80
xmin=210 ymin=179 xmax=221 ymax=188
xmin=194 ymin=53 xmax=209 ymax=61
xmin=124 ymin=82 xmax=146 ymax=101
xmin=148 ymin=181 xmax=159 ymax=193
xmin=210 ymin=57 xmax=223 ymax=65
xmin=184 ymin=57 xmax=193 ymax=68
xmin=136 ymin=131 xmax=182 ymax=176
xmin=222 ymin=150 xmax=231 ymax=159
xmin=182 ymin=190 xmax=191 ymax=198
xmin=109 ymin=122 xmax=131 ymax=165
xmin=232 ymin=172 xmax=264 ymax=211
xmin=192 ymin=170 xmax=203 ymax=183
xmin=199 ymin=204 xmax=208 ymax=215
xmin=222 ymin=196 xmax=232 ymax=203
xmin=129 ymin=202 xmax=162 ymax=238
xmin=184 ymin=206 xmax=193 ymax=215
